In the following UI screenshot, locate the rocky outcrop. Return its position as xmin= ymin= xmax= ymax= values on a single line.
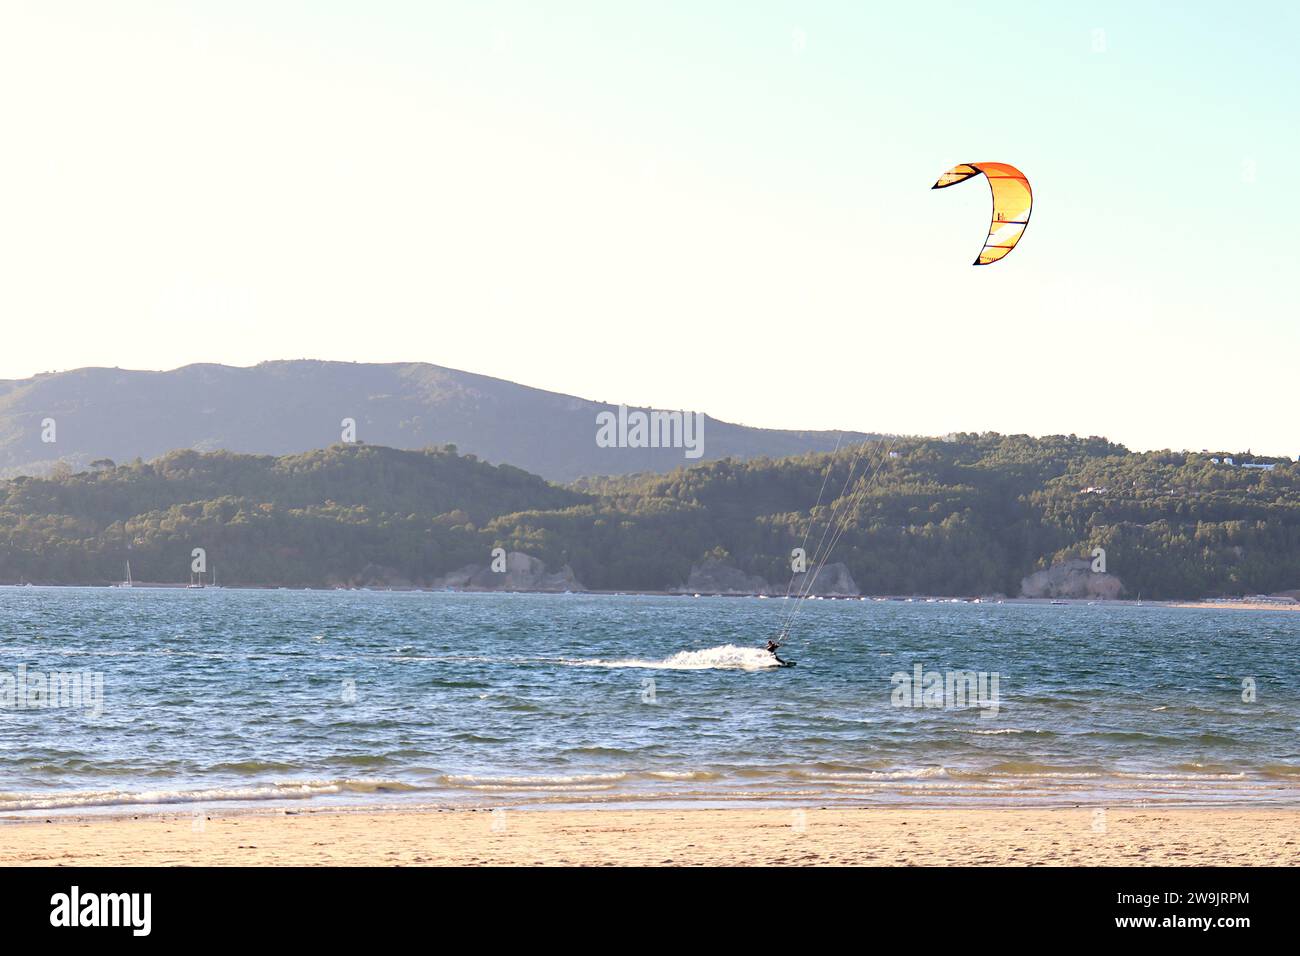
xmin=788 ymin=562 xmax=859 ymax=596
xmin=348 ymin=563 xmax=416 ymax=589
xmin=674 ymin=558 xmax=860 ymax=596
xmin=675 ymin=558 xmax=771 ymax=595
xmin=432 ymin=551 xmax=583 ymax=592
xmin=1019 ymin=558 xmax=1124 ymax=600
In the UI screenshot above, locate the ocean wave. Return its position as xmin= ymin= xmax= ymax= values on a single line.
xmin=1114 ymin=770 xmax=1247 ymax=781
xmin=1260 ymin=764 xmax=1300 ymax=779
xmin=0 ymin=778 xmax=421 ymax=813
xmin=644 ymin=770 xmax=720 ymax=780
xmin=458 ymin=783 xmax=617 ymax=793
xmin=439 ymin=769 xmax=723 ymax=791
xmin=960 ymin=762 xmax=1106 ymax=779
xmin=797 ymin=767 xmax=949 ymax=781
xmin=439 ymin=772 xmax=629 ymax=787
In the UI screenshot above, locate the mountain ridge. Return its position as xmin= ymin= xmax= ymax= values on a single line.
xmin=0 ymin=359 xmax=873 ymax=482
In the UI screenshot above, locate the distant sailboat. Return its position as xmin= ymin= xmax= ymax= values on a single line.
xmin=115 ymin=561 xmax=134 ymax=588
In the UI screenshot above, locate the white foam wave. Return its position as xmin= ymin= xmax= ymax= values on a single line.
xmin=644 ymin=770 xmax=717 ymax=780
xmin=0 ymin=778 xmax=418 ymax=813
xmin=440 ymin=772 xmax=628 ymax=787
xmin=802 ymin=767 xmax=949 ymax=781
xmin=1114 ymin=771 xmax=1248 ymax=781
xmin=461 ymin=783 xmax=616 ymax=793
xmin=575 ymin=644 xmax=781 ymax=671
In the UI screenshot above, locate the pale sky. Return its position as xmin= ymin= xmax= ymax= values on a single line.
xmin=1 ymin=1 xmax=1296 ymax=455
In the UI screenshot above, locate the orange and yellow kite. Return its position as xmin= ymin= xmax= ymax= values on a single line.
xmin=931 ymin=162 xmax=1032 ymax=265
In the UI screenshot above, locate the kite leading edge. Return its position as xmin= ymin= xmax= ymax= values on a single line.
xmin=931 ymin=162 xmax=1032 ymax=265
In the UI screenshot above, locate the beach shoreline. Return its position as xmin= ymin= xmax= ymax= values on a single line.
xmin=4 ymin=805 xmax=1297 ymax=866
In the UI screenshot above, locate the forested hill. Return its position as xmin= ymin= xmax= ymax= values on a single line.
xmin=0 ymin=360 xmax=867 ymax=482
xmin=2 ymin=435 xmax=1298 ymax=598
xmin=0 ymin=445 xmax=584 ymax=586
xmin=555 ymin=434 xmax=1300 ymax=598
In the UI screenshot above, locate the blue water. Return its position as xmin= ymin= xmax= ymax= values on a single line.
xmin=1 ymin=587 xmax=1298 ymax=814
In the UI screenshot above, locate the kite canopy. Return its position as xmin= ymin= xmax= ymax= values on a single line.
xmin=931 ymin=162 xmax=1032 ymax=265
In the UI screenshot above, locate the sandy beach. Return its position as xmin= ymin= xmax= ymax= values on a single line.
xmin=4 ymin=806 xmax=1297 ymax=866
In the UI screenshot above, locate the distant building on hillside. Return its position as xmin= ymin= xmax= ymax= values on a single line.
xmin=1209 ymin=456 xmax=1276 ymax=470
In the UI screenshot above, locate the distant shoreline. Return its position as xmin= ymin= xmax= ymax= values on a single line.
xmin=2 ymin=582 xmax=1297 ymax=610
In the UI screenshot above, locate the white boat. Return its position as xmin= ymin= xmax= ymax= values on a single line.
xmin=114 ymin=561 xmax=134 ymax=588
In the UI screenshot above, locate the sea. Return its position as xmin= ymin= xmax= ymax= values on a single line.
xmin=1 ymin=587 xmax=1297 ymax=815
